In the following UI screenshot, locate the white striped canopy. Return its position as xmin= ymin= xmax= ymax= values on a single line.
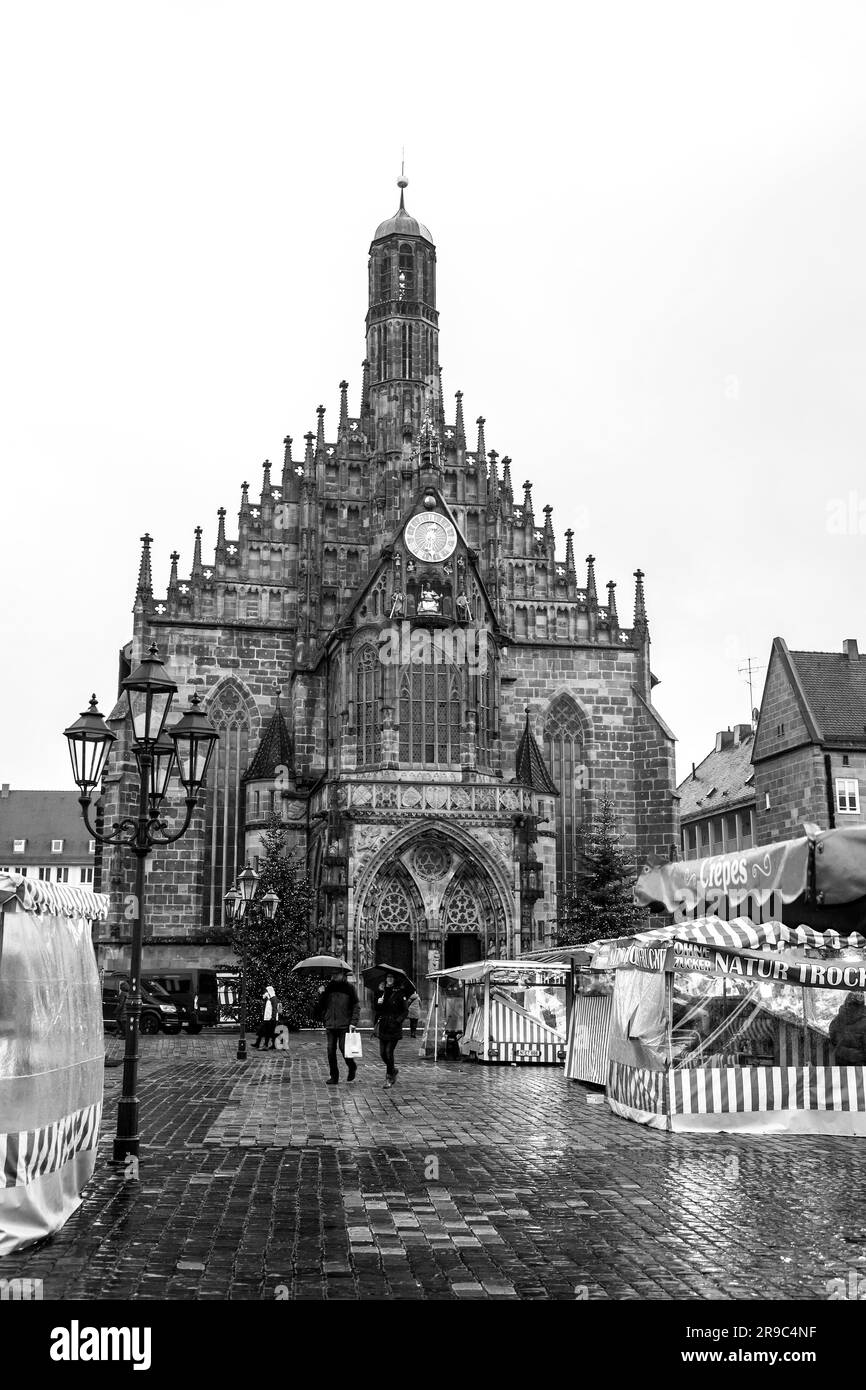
xmin=0 ymin=872 xmax=109 ymax=922
xmin=633 ymin=917 xmax=866 ymax=952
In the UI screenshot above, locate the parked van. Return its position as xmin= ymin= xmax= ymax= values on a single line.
xmin=101 ymin=973 xmax=181 ymax=1035
xmin=143 ymin=969 xmax=221 ymax=1031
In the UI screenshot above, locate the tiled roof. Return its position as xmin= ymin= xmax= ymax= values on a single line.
xmin=789 ymin=650 xmax=866 ymax=744
xmin=515 ymin=711 xmax=559 ymax=797
xmin=677 ymin=731 xmax=756 ymax=821
xmin=0 ymin=790 xmax=93 ymax=863
xmin=245 ymin=703 xmax=294 ymax=782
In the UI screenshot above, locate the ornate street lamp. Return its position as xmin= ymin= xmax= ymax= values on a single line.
xmin=64 ymin=646 xmax=218 ymax=1163
xmin=224 ymin=866 xmax=279 ymax=1061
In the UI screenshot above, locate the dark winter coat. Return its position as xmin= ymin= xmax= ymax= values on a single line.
xmin=316 ymin=980 xmax=360 ymax=1030
xmin=375 ymin=986 xmax=408 ymax=1040
xmin=830 ymin=996 xmax=866 ymax=1065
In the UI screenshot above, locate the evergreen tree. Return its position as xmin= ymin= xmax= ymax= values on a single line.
xmin=556 ymin=796 xmax=648 ymax=945
xmin=231 ymin=811 xmax=320 ymax=1028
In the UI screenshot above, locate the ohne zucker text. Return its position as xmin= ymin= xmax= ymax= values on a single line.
xmin=377 ymin=622 xmax=489 ymax=671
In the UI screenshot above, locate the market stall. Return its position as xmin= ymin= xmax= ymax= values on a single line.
xmin=598 ymin=917 xmax=866 ymax=1134
xmin=424 ymin=961 xmax=569 ymax=1064
xmin=0 ymin=872 xmax=108 ymax=1254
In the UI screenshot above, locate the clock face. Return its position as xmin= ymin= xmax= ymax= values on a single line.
xmin=404 ymin=512 xmax=457 ymax=563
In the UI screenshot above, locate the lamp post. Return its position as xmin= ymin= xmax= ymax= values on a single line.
xmin=64 ymin=645 xmax=218 ymax=1163
xmin=223 ymin=866 xmax=279 ymax=1060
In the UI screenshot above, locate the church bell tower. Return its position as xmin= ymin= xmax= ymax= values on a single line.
xmin=364 ymin=176 xmax=439 ymax=452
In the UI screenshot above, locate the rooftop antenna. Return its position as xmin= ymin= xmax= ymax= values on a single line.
xmin=738 ymin=656 xmax=765 ymax=720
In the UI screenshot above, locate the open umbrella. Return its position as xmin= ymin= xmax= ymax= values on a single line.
xmin=361 ymin=963 xmax=416 ymax=994
xmin=292 ymin=954 xmax=350 ymax=977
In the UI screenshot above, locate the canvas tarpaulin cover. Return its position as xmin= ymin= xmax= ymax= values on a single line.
xmin=634 ymin=825 xmax=866 ymax=913
xmin=606 ymin=960 xmax=669 ymax=1129
xmin=0 ymin=873 xmax=107 ymax=1255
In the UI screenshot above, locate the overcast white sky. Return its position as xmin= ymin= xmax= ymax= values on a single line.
xmin=2 ymin=0 xmax=864 ymax=791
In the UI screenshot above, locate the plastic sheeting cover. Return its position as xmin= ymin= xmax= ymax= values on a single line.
xmin=0 ymin=902 xmax=104 ymax=1255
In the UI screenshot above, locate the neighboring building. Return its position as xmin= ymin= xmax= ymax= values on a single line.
xmin=0 ymin=785 xmax=95 ymax=886
xmin=676 ymin=725 xmax=756 ymax=859
xmin=753 ymin=637 xmax=866 ymax=843
xmin=97 ymin=177 xmax=678 ymax=982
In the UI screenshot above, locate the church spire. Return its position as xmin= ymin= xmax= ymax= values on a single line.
xmin=564 ymin=528 xmax=576 ymax=583
xmin=476 ymin=416 xmax=486 ymax=462
xmin=455 ymin=390 xmax=466 ymax=444
xmin=361 ymin=360 xmax=370 ymax=418
xmin=192 ymin=525 xmax=203 ymax=577
xmin=168 ymin=549 xmax=179 ymax=597
xmin=136 ymin=533 xmax=153 ymax=602
xmin=586 ymin=554 xmax=598 ymax=604
xmin=339 ymin=380 xmax=349 ymax=436
xmin=487 ymin=450 xmax=500 ymax=514
xmin=522 ymin=480 xmax=534 ymax=527
xmin=316 ymin=405 xmax=326 ymax=458
xmin=261 ymin=459 xmax=272 ymax=503
xmin=607 ymin=580 xmax=619 ymax=626
xmin=216 ymin=507 xmax=226 ymax=559
xmin=501 ymin=457 xmax=514 ymax=506
xmin=281 ymin=436 xmax=294 ymax=495
xmin=633 ymin=568 xmax=648 ymax=634
xmin=543 ymin=504 xmax=555 ymax=551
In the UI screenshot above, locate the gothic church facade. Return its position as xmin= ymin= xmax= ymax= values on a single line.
xmin=96 ymin=180 xmax=678 ymax=984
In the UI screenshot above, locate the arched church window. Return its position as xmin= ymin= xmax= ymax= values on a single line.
xmin=398 ymin=664 xmax=461 ymax=765
xmin=401 ymin=324 xmax=414 ymax=379
xmin=378 ymin=254 xmax=390 ymax=301
xmin=398 ymin=243 xmax=414 ymax=298
xmin=474 ymin=637 xmax=496 ymax=768
xmin=356 ymin=645 xmax=381 ymax=767
xmin=376 ymin=876 xmax=413 ymax=931
xmin=544 ymin=695 xmax=587 ymax=894
xmin=203 ymin=682 xmax=252 ymax=929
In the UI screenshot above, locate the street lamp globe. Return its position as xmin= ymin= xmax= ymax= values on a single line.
xmin=223 ymin=888 xmax=241 ymax=924
xmin=261 ymin=890 xmax=280 ymax=921
xmin=63 ymin=695 xmax=116 ymax=796
xmin=237 ymin=862 xmax=259 ymax=906
xmin=147 ymin=743 xmax=177 ymax=811
xmin=169 ymin=693 xmax=219 ymax=796
xmin=122 ymin=644 xmax=178 ymax=748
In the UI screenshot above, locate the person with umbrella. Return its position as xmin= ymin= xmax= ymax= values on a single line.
xmin=373 ymin=973 xmax=409 ymax=1088
xmin=314 ymin=968 xmax=361 ymax=1085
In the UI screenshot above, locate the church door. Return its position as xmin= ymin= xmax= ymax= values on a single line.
xmin=444 ymin=934 xmax=482 ymax=969
xmin=375 ymin=932 xmax=414 ymax=981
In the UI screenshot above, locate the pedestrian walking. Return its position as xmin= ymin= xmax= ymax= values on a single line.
xmin=253 ymin=984 xmax=278 ymax=1051
xmin=374 ymin=975 xmax=409 ymax=1088
xmin=114 ymin=979 xmax=130 ymax=1037
xmin=315 ymin=969 xmax=361 ymax=1084
xmin=406 ymin=990 xmax=422 ymax=1039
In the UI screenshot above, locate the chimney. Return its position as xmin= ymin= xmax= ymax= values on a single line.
xmin=0 ymin=783 xmax=8 ymax=798
xmin=715 ymin=730 xmax=734 ymax=753
xmin=843 ymin=638 xmax=860 ymax=662
xmin=733 ymin=723 xmax=754 ymax=746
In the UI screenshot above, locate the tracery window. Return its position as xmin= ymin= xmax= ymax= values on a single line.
xmin=356 ymin=645 xmax=381 ymax=767
xmin=398 ymin=243 xmax=414 ymax=297
xmin=203 ymin=682 xmax=251 ymax=928
xmin=398 ymin=664 xmax=461 ymax=765
xmin=544 ymin=695 xmax=587 ymax=892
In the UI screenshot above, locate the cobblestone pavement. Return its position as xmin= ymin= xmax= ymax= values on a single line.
xmin=5 ymin=1032 xmax=866 ymax=1300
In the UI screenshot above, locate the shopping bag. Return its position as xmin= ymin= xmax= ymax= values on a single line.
xmin=344 ymin=1030 xmax=363 ymax=1060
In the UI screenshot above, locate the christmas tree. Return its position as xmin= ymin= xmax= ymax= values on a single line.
xmin=556 ymin=796 xmax=648 ymax=945
xmin=231 ymin=811 xmax=320 ymax=1028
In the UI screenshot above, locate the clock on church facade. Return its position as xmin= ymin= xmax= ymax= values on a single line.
xmin=95 ymin=177 xmax=678 ymax=994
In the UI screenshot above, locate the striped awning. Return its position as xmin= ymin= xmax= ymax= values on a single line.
xmin=0 ymin=873 xmax=109 ymax=922
xmin=633 ymin=917 xmax=866 ymax=952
